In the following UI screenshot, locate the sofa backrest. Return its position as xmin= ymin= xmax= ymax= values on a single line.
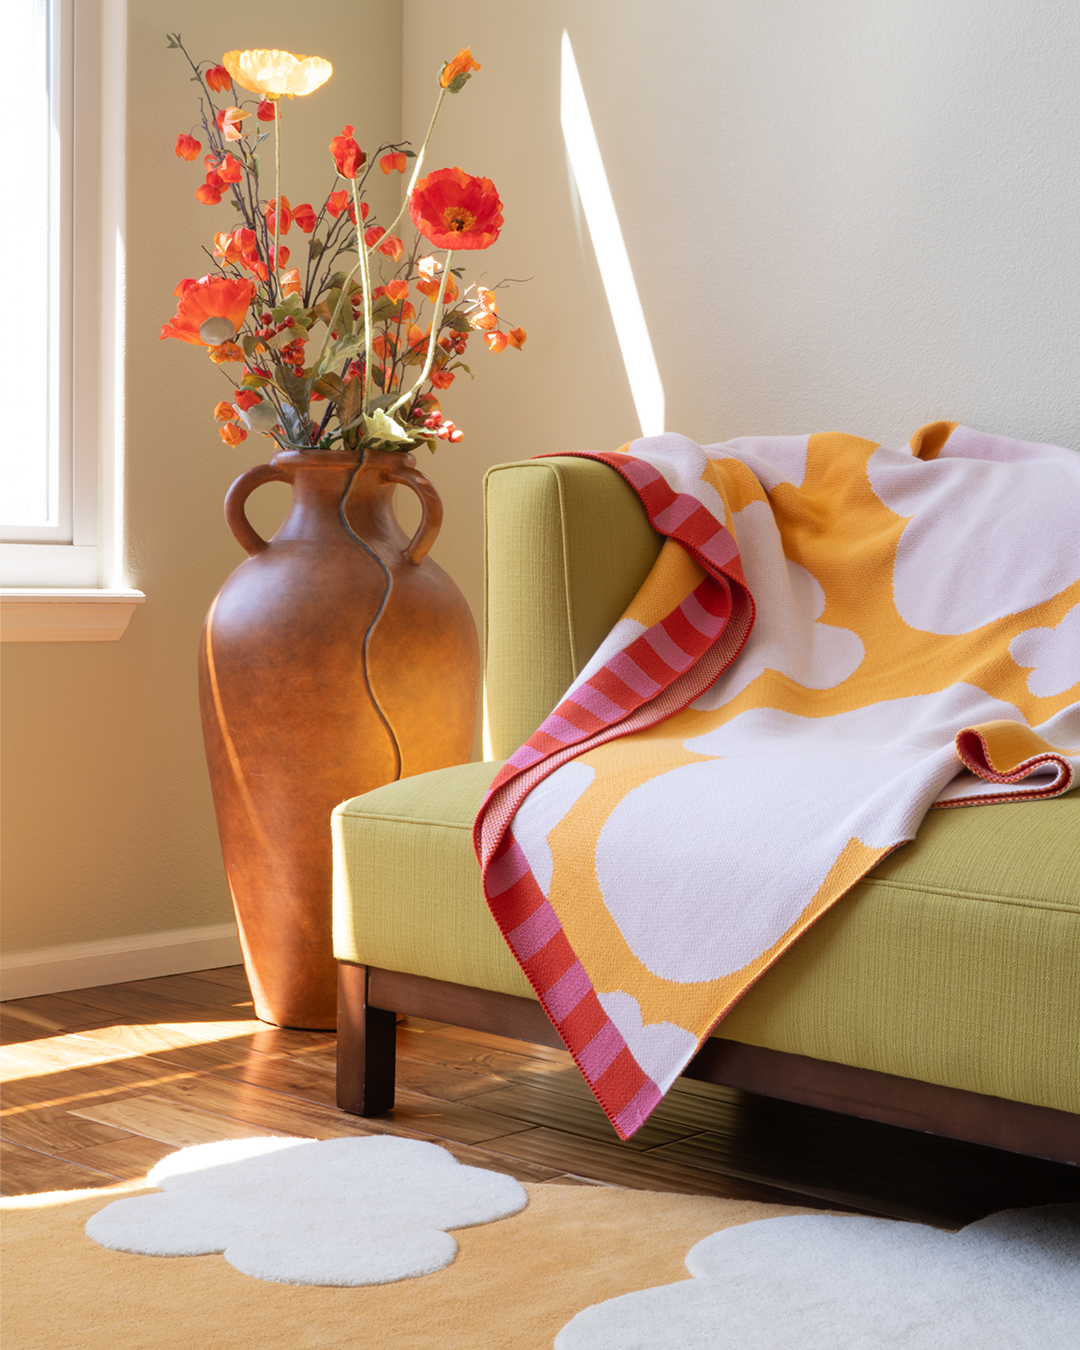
xmin=483 ymin=456 xmax=663 ymax=759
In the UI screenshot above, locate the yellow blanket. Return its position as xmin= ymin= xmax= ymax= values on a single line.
xmin=475 ymin=423 xmax=1080 ymax=1137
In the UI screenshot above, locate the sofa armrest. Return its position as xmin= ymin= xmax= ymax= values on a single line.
xmin=483 ymin=455 xmax=663 ymax=759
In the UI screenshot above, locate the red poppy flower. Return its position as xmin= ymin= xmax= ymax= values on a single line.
xmin=325 ymin=190 xmax=349 ymax=219
xmin=161 ymin=275 xmax=256 ymax=346
xmin=292 ymin=202 xmax=317 ymax=233
xmin=205 ymin=64 xmax=232 ymax=93
xmin=329 ymin=125 xmax=365 ymax=179
xmin=380 ymin=152 xmax=407 ymax=175
xmin=175 ymin=133 xmax=201 ymax=161
xmin=256 ymin=99 xmax=277 ymax=122
xmin=408 ymin=167 xmax=503 ymax=250
xmin=234 ymin=389 xmax=262 ymax=412
xmin=196 ymin=180 xmax=223 ymax=206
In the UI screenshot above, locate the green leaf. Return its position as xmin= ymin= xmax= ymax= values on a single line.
xmin=240 ymin=373 xmax=271 ymax=390
xmin=274 ymin=366 xmax=311 ymax=417
xmin=308 ymin=238 xmax=325 ymax=260
xmin=166 ymin=34 xmax=182 ymax=48
xmin=448 ymin=361 xmax=473 ymax=378
xmin=443 ymin=310 xmax=471 ymax=333
xmin=369 ymin=295 xmax=397 ymax=324
xmin=319 ymin=333 xmax=366 ymax=370
xmin=241 ymin=335 xmax=263 ymax=360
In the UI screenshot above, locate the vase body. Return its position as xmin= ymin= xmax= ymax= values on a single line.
xmin=198 ymin=448 xmax=479 ymax=1029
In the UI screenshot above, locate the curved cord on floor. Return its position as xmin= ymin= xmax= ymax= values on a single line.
xmin=339 ymin=464 xmax=403 ymax=782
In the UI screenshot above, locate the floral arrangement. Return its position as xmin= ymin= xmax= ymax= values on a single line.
xmin=162 ymin=39 xmax=526 ymax=455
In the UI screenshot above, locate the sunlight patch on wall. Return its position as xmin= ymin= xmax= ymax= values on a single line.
xmin=560 ymin=32 xmax=665 ymax=438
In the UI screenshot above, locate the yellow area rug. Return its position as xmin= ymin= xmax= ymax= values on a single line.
xmin=3 ymin=1180 xmax=815 ymax=1350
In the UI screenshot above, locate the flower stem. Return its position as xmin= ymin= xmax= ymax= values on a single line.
xmin=381 ymin=89 xmax=446 ymax=241
xmin=390 ymin=250 xmax=453 ymax=417
xmin=272 ymin=105 xmax=282 ymax=302
xmin=352 ymin=179 xmax=375 ymax=418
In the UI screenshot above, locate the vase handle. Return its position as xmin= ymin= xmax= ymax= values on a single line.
xmin=224 ymin=463 xmax=293 ymax=556
xmin=386 ymin=465 xmax=443 ymax=566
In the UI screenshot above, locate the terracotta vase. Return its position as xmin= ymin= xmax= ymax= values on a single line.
xmin=198 ymin=447 xmax=479 ymax=1030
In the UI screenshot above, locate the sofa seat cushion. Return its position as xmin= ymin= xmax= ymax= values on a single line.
xmin=332 ymin=766 xmax=1079 ymax=1114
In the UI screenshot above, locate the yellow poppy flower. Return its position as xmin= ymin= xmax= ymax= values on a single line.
xmin=222 ymin=49 xmax=332 ymax=100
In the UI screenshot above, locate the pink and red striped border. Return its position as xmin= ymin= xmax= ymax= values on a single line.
xmin=473 ymin=450 xmax=755 ymax=1138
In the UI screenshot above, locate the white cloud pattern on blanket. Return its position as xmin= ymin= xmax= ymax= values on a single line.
xmin=595 ymin=685 xmax=1023 ymax=981
xmin=555 ymin=1205 xmax=1080 ymax=1349
xmin=691 ymin=501 xmax=864 ymax=710
xmin=84 ymin=1136 xmax=527 ymax=1286
xmin=867 ymin=442 xmax=1080 ymax=634
xmin=1010 ymin=603 xmax=1080 ymax=698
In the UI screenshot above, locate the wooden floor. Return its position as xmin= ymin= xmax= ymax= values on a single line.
xmin=3 ymin=966 xmax=1078 ymax=1230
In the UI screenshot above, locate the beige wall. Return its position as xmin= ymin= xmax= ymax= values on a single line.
xmin=1 ymin=0 xmax=401 ymax=953
xmin=3 ymin=0 xmax=1077 ymax=957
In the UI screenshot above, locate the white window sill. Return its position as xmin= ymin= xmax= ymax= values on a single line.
xmin=0 ymin=589 xmax=145 ymax=642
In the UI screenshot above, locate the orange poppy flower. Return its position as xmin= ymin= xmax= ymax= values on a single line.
xmin=330 ymin=126 xmax=365 ymax=179
xmin=506 ymin=326 xmax=527 ymax=349
xmin=469 ymin=311 xmax=498 ymax=332
xmin=216 ymin=107 xmax=249 ymax=142
xmin=257 ymin=99 xmax=277 ymax=122
xmin=408 ymin=167 xmax=503 ymax=250
xmin=364 ymin=226 xmax=404 ymax=261
xmin=213 ymin=401 xmax=238 ymax=422
xmin=440 ymin=48 xmax=481 ymax=91
xmin=208 ymin=341 xmax=245 ymax=364
xmin=484 ymin=331 xmax=508 ymax=353
xmin=175 ymin=133 xmax=201 ymax=161
xmin=430 ymin=367 xmax=455 ymax=389
xmin=385 ymin=279 xmax=410 ymax=302
xmin=222 ymin=49 xmax=333 ymax=100
xmin=265 ymin=197 xmax=292 ymax=235
xmin=205 ymin=64 xmax=232 ymax=93
xmin=292 ymin=203 xmax=317 ymax=233
xmin=161 ymin=275 xmax=256 ymax=346
xmin=217 ymin=154 xmax=243 ymax=184
xmin=325 ymin=190 xmax=349 ymax=219
xmin=380 ymin=152 xmax=407 ymax=175
xmin=196 ymin=179 xmax=223 ymax=206
xmin=220 ymin=422 xmax=248 ymax=447
xmin=234 ymin=390 xmax=262 ymax=412
xmin=280 ymin=267 xmax=302 ymax=297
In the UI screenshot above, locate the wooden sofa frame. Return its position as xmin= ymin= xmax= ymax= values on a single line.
xmin=336 ymin=961 xmax=1080 ymax=1167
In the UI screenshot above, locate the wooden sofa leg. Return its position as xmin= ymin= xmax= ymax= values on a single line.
xmin=336 ymin=962 xmax=396 ymax=1116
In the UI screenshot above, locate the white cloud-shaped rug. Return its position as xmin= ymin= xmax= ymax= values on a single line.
xmin=84 ymin=1135 xmax=527 ymax=1286
xmin=555 ymin=1205 xmax=1080 ymax=1349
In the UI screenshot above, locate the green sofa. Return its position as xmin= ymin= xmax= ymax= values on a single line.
xmin=332 ymin=455 xmax=1080 ymax=1165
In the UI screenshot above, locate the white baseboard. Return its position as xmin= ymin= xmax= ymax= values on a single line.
xmin=0 ymin=924 xmax=243 ymax=1000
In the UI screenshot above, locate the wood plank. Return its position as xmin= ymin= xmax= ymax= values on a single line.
xmin=416 ymin=1024 xmax=575 ymax=1065
xmin=1 ymin=1067 xmax=153 ymax=1114
xmin=465 ymin=1082 xmax=701 ymax=1151
xmin=1 ymin=992 xmax=142 ymax=1035
xmin=0 ymin=1106 xmax=134 ymax=1154
xmin=395 ymin=1026 xmax=554 ymax=1080
xmin=478 ymin=1126 xmax=867 ymax=1209
xmin=123 ymin=973 xmax=255 ymax=1012
xmin=0 ymin=1139 xmax=122 ymax=1195
xmin=72 ymin=1095 xmax=291 ymax=1147
xmin=61 ymin=1134 xmax=178 ymax=1182
xmin=182 ymin=966 xmax=252 ymax=992
xmin=56 ymin=982 xmax=254 ymax=1026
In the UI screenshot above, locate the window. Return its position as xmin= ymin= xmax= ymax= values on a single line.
xmin=0 ymin=0 xmax=143 ymax=639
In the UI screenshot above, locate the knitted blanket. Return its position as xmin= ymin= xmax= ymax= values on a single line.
xmin=474 ymin=423 xmax=1080 ymax=1138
